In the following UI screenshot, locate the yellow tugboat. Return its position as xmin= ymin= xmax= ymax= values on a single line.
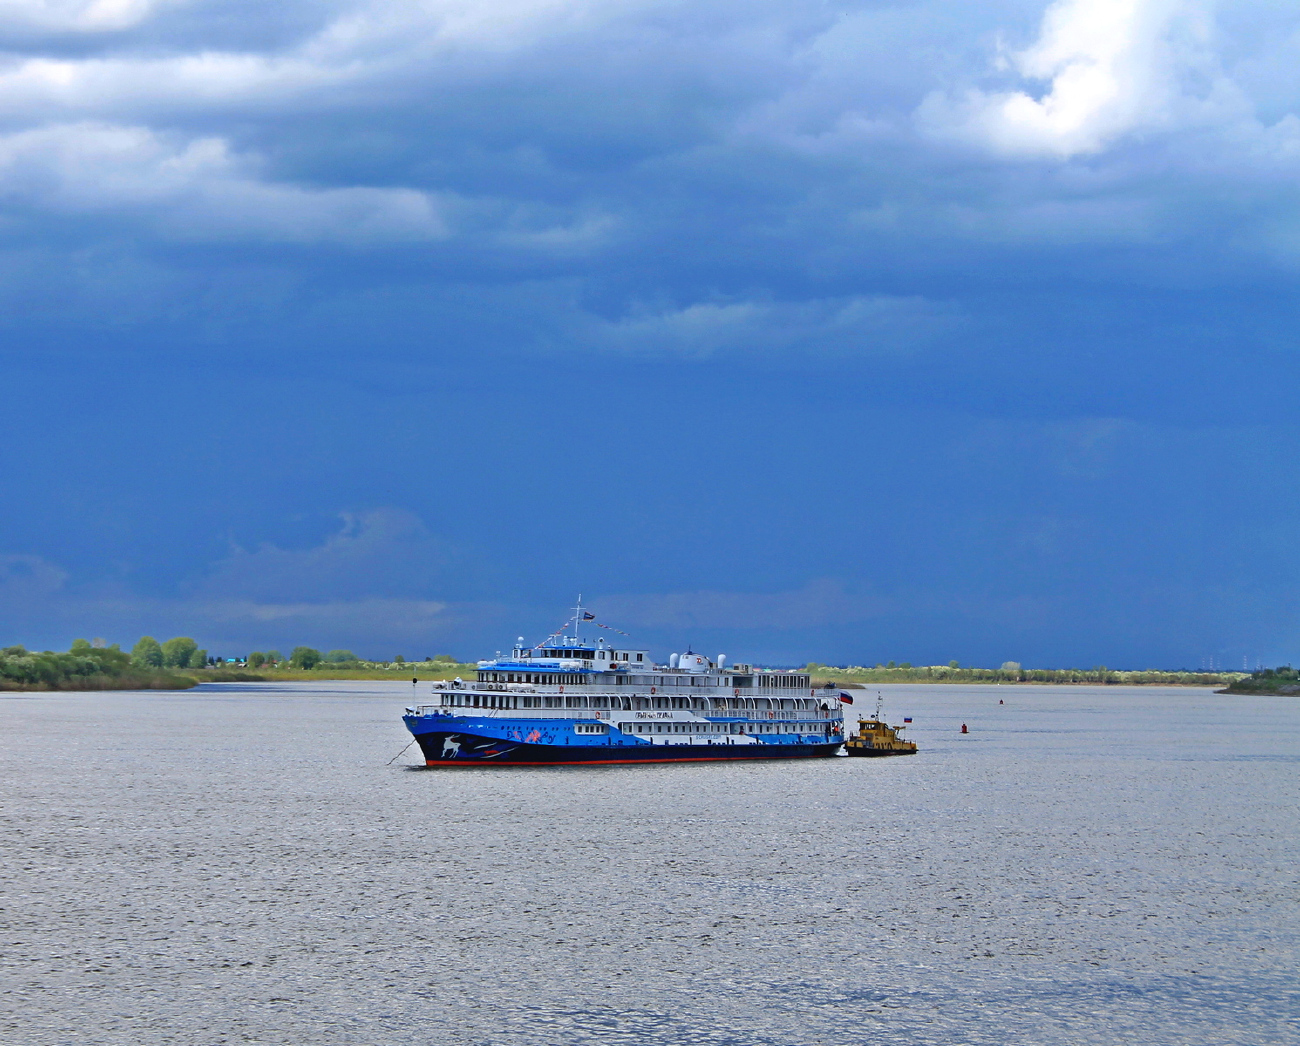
xmin=845 ymin=696 xmax=917 ymax=757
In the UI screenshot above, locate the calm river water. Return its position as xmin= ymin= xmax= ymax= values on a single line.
xmin=2 ymin=682 xmax=1297 ymax=1045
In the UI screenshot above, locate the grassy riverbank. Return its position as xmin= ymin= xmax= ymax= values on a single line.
xmin=804 ymin=663 xmax=1242 ymax=687
xmin=0 ymin=644 xmax=198 ymax=691
xmin=1218 ymin=667 xmax=1300 ymax=695
xmin=4 ymin=642 xmax=1251 ymax=692
xmin=204 ymin=661 xmax=1241 ymax=688
xmin=190 ymin=662 xmax=480 ymax=683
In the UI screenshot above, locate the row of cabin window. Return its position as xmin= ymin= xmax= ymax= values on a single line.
xmin=534 ymin=650 xmax=644 ymax=662
xmin=626 ymin=722 xmax=803 ymax=734
xmin=631 ymin=722 xmax=737 ymax=734
xmin=441 ymin=693 xmax=826 ymax=711
xmin=531 ymin=695 xmax=821 ymax=710
xmin=628 ymin=722 xmax=755 ymax=734
xmin=481 ymin=673 xmax=581 ymax=686
xmin=486 ymin=671 xmax=810 ymax=691
xmin=575 ymin=723 xmax=810 ymax=735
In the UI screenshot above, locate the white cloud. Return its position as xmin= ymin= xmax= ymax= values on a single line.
xmin=584 ymin=294 xmax=962 ymax=358
xmin=0 ymin=0 xmax=1291 ymax=268
xmin=0 ymin=0 xmax=643 ymax=118
xmin=0 ymin=52 xmax=343 ymax=118
xmin=0 ymin=122 xmax=449 ymax=242
xmin=328 ymin=0 xmax=634 ymax=53
xmin=0 ymin=0 xmax=176 ymax=32
xmin=917 ymin=0 xmax=1239 ymax=158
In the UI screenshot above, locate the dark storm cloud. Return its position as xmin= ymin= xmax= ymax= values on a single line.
xmin=2 ymin=0 xmax=1299 ymax=664
xmin=0 ymin=0 xmax=1293 ymax=285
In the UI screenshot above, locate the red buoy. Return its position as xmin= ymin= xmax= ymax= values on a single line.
xmin=960 ymin=723 xmax=968 ymax=734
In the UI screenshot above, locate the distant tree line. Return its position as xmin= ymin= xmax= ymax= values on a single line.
xmin=131 ymin=636 xmax=208 ymax=670
xmin=1 ymin=640 xmax=196 ymax=690
xmin=1222 ymin=665 xmax=1299 ymax=694
xmin=206 ymin=649 xmax=464 ymax=671
xmin=804 ymin=661 xmax=1242 ymax=686
xmin=1 ymin=635 xmax=471 ymax=690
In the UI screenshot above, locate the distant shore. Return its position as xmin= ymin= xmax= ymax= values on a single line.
xmin=804 ymin=664 xmax=1242 ymax=688
xmin=1 ymin=650 xmax=1256 ymax=693
xmin=0 ymin=643 xmax=199 ymax=692
xmin=190 ymin=664 xmax=1241 ymax=688
xmin=0 ymin=668 xmax=198 ymax=692
xmin=191 ymin=663 xmax=480 ymax=684
xmin=1217 ymin=675 xmax=1300 ymax=696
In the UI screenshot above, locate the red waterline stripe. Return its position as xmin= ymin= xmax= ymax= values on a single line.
xmin=423 ymin=754 xmax=835 ymax=767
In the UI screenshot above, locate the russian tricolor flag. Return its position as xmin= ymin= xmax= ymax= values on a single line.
xmin=839 ymin=692 xmax=854 ymax=704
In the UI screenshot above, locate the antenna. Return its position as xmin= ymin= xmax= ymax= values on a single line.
xmin=874 ymin=692 xmax=883 ymax=721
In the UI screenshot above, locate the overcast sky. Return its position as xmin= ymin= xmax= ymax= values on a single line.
xmin=1 ymin=0 xmax=1297 ymax=667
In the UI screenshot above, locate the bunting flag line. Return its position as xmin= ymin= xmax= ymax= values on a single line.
xmin=535 ymin=620 xmax=574 ymax=646
xmin=534 ymin=613 xmax=633 ymax=646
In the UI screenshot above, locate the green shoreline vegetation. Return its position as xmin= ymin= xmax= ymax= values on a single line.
xmin=0 ymin=639 xmax=481 ymax=690
xmin=803 ymin=661 xmax=1243 ymax=687
xmin=0 ymin=639 xmax=198 ymax=692
xmin=2 ymin=637 xmax=1255 ymax=692
xmin=1218 ymin=665 xmax=1299 ymax=695
xmin=191 ymin=649 xmax=480 ymax=682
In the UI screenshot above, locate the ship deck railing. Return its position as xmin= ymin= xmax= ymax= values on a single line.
xmin=407 ymin=704 xmax=840 ymax=722
xmin=432 ymin=682 xmax=836 ymax=700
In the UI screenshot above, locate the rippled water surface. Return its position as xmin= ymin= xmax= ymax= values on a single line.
xmin=3 ymin=682 xmax=1298 ymax=1045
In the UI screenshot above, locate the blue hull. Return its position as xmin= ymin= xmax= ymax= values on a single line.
xmin=405 ymin=718 xmax=842 ymax=765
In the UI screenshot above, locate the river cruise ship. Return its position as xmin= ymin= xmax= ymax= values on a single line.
xmin=403 ymin=602 xmax=846 ymax=765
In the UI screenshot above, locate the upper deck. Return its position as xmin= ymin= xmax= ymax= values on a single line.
xmin=464 ymin=600 xmax=827 ymax=702
xmin=477 ymin=644 xmax=812 ymax=696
